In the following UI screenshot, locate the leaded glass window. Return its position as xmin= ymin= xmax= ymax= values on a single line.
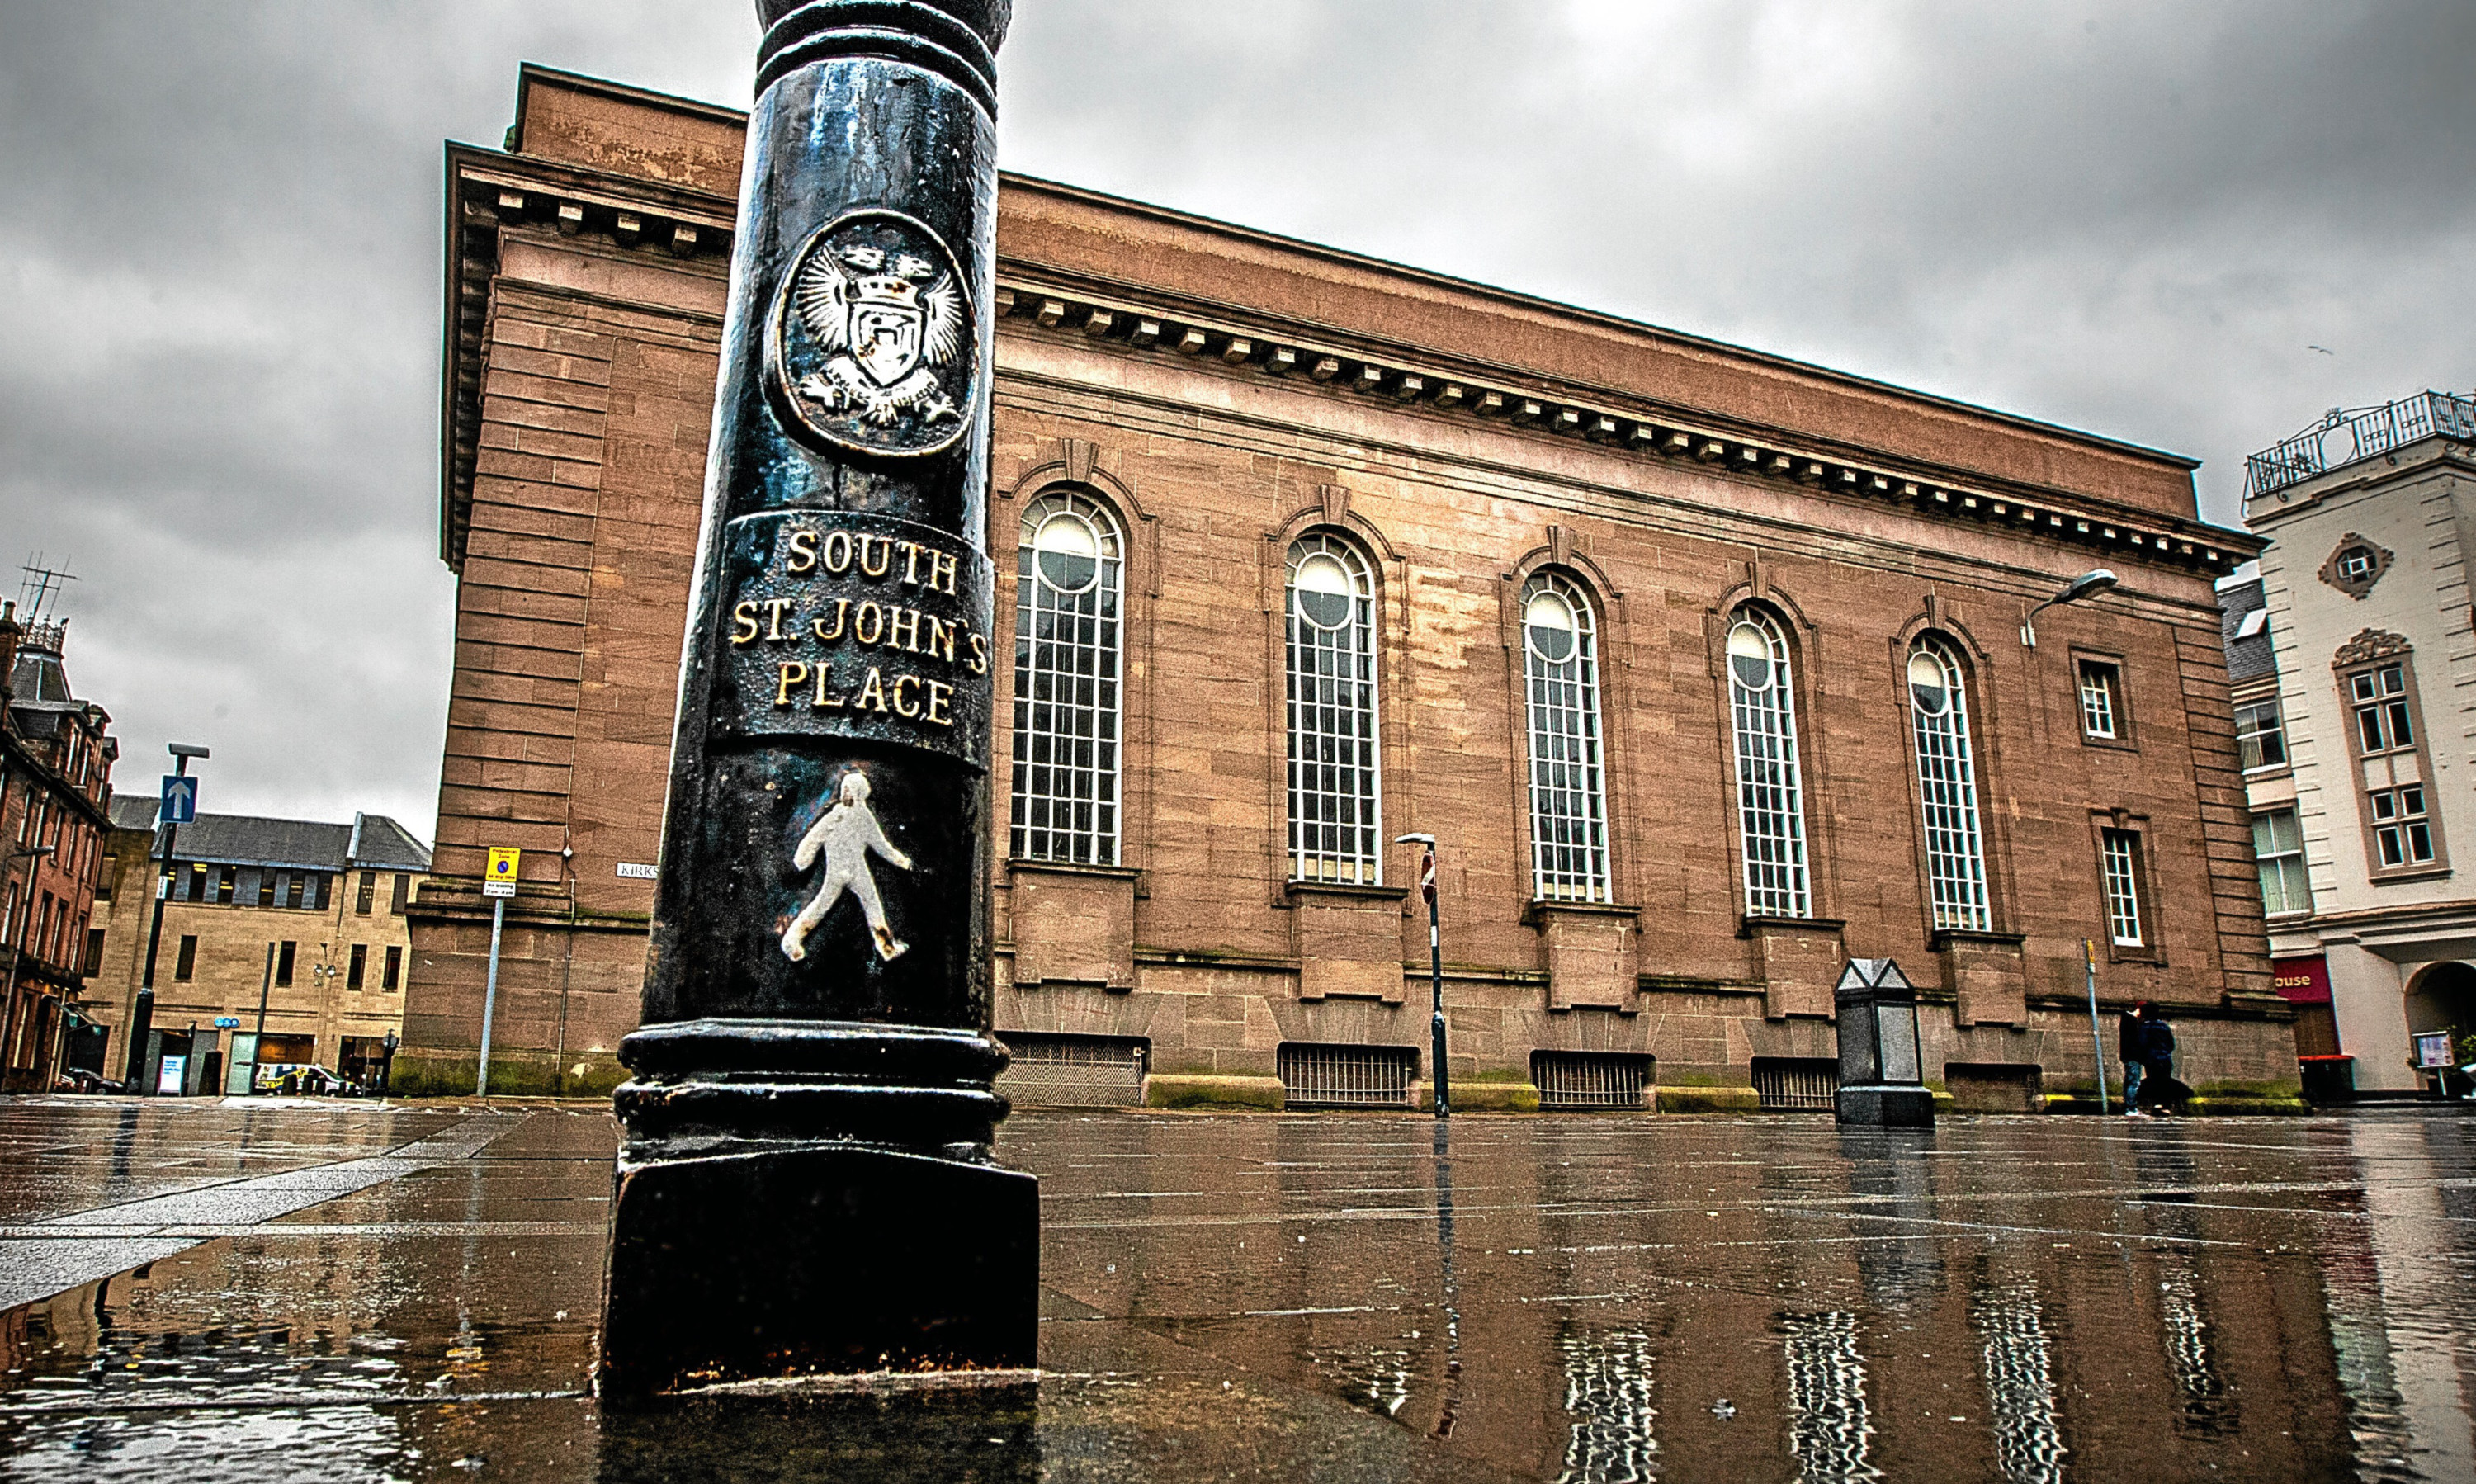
xmin=1522 ymin=573 xmax=1609 ymax=902
xmin=1727 ymin=606 xmax=1810 ymax=917
xmin=1908 ymin=639 xmax=1990 ymax=932
xmin=1009 ymin=491 xmax=1122 ymax=863
xmin=1287 ymin=534 xmax=1382 ymax=884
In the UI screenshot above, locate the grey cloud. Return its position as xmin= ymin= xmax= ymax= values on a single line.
xmin=2 ymin=0 xmax=2467 ymax=834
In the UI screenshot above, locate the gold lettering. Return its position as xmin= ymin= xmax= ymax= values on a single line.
xmin=891 ymin=673 xmax=922 ymax=718
xmin=730 ymin=601 xmax=760 ymax=645
xmin=924 ymin=678 xmax=954 ymax=726
xmin=854 ymin=602 xmax=884 ymax=646
xmin=774 ymin=663 xmax=810 ymax=707
xmin=811 ymin=598 xmax=849 ymax=642
xmin=966 ymin=632 xmax=989 ymax=675
xmin=822 ymin=530 xmax=853 ymax=574
xmin=811 ymin=664 xmax=841 ymax=709
xmin=856 ymin=667 xmax=890 ymax=713
xmin=763 ymin=598 xmax=795 ymax=641
xmin=929 ymin=548 xmax=957 ymax=595
xmin=900 ymin=541 xmax=924 ymax=585
xmin=785 ymin=527 xmax=819 ymax=574
xmin=859 ymin=536 xmax=892 ymax=578
xmin=925 ymin=615 xmax=956 ymax=664
xmin=886 ymin=605 xmax=922 ymax=653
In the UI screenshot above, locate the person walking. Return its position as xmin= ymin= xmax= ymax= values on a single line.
xmin=2119 ymin=1003 xmax=2149 ymax=1117
xmin=2138 ymin=1002 xmax=2179 ymax=1115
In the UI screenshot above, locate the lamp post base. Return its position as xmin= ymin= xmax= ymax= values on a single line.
xmin=595 ymin=1019 xmax=1038 ymax=1401
xmin=1835 ymin=1085 xmax=1936 ymax=1128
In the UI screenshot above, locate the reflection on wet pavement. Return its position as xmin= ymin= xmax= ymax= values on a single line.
xmin=3 ymin=1105 xmax=2476 ymax=1480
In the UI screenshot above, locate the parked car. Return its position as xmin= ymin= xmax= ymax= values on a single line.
xmin=54 ymin=1069 xmax=125 ymax=1094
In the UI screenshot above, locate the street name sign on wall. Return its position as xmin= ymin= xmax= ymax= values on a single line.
xmin=159 ymin=775 xmax=196 ymax=825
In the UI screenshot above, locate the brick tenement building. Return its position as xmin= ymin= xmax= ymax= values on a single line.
xmin=402 ymin=66 xmax=2291 ymax=1108
xmin=83 ymin=801 xmax=432 ymax=1093
xmin=0 ymin=614 xmax=119 ymax=1093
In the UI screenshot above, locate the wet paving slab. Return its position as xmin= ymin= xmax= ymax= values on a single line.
xmin=3 ymin=1104 xmax=2475 ymax=1481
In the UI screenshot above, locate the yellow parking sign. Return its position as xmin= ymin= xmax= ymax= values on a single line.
xmin=487 ymin=847 xmax=521 ymax=884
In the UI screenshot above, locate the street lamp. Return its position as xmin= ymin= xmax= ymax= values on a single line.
xmin=2019 ymin=569 xmax=2118 ymax=648
xmin=1834 ymin=957 xmax=1934 ymax=1128
xmin=1396 ymin=833 xmax=1448 ymax=1119
xmin=129 ymin=741 xmax=209 ymax=1090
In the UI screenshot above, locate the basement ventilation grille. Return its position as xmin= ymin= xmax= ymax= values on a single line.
xmin=1533 ymin=1052 xmax=1653 ymax=1110
xmin=995 ymin=1033 xmax=1147 ymax=1108
xmin=1751 ymin=1057 xmax=1840 ymax=1113
xmin=1279 ymin=1042 xmax=1418 ymax=1109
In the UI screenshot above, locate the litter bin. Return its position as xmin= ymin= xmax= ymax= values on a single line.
xmin=2299 ymin=1054 xmax=2355 ymax=1107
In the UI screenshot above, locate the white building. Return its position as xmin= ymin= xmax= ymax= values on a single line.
xmin=2228 ymin=391 xmax=2476 ymax=1095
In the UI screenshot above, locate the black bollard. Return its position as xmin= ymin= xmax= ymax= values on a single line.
xmin=595 ymin=0 xmax=1034 ymax=1400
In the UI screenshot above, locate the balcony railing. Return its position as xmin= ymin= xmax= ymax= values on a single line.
xmin=2245 ymin=390 xmax=2476 ymax=501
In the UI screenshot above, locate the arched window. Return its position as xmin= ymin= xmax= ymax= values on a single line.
xmin=1907 ymin=637 xmax=1991 ymax=932
xmin=1010 ymin=490 xmax=1122 ymax=863
xmin=1726 ymin=605 xmax=1810 ymax=917
xmin=1522 ymin=572 xmax=1610 ymax=902
xmin=1287 ymin=533 xmax=1382 ymax=883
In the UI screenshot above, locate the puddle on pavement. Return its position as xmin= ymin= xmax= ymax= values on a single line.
xmin=3 ymin=1110 xmax=2474 ymax=1480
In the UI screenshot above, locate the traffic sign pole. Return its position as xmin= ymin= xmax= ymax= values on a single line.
xmin=248 ymin=940 xmax=274 ymax=1096
xmin=476 ymin=848 xmax=517 ymax=1099
xmin=128 ymin=746 xmax=206 ymax=1090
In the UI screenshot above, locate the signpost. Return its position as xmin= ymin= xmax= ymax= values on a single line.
xmin=2084 ymin=938 xmax=2110 ymax=1114
xmin=476 ymin=848 xmax=517 ymax=1097
xmin=126 ymin=744 xmax=207 ymax=1091
xmin=596 ymin=0 xmax=1032 ymax=1400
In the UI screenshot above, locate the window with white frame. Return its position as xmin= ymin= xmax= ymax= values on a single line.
xmin=1287 ymin=534 xmax=1382 ymax=884
xmin=2077 ymin=659 xmax=2122 ymax=740
xmin=1908 ymin=638 xmax=1990 ymax=932
xmin=1521 ymin=572 xmax=1609 ymax=902
xmin=2100 ymin=827 xmax=2145 ymax=947
xmin=1010 ymin=491 xmax=1123 ymax=864
xmin=2252 ymin=809 xmax=2309 ymax=916
xmin=1726 ymin=605 xmax=1810 ymax=918
xmin=2349 ymin=663 xmax=2414 ymax=754
xmin=2370 ymin=786 xmax=2436 ymax=868
xmin=2234 ymin=700 xmax=2287 ymax=772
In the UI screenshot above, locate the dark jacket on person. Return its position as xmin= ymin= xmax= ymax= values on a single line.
xmin=2143 ymin=1018 xmax=2176 ymax=1071
xmin=2119 ymin=1011 xmax=2145 ymax=1064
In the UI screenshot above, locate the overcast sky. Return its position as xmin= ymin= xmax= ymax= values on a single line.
xmin=2 ymin=1 xmax=2469 ymax=839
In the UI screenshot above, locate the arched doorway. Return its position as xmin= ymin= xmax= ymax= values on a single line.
xmin=2404 ymin=962 xmax=2476 ymax=1093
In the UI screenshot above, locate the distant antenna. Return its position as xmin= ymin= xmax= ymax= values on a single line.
xmin=17 ymin=555 xmax=78 ymax=625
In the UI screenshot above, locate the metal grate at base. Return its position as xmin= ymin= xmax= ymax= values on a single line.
xmin=995 ymin=1033 xmax=1147 ymax=1108
xmin=1752 ymin=1056 xmax=1839 ymax=1112
xmin=1279 ymin=1042 xmax=1419 ymax=1109
xmin=1533 ymin=1052 xmax=1652 ymax=1110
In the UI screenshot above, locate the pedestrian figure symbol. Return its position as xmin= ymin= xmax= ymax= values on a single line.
xmin=782 ymin=771 xmax=913 ymax=963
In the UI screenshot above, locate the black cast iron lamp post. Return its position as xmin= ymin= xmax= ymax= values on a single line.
xmin=1397 ymin=832 xmax=1448 ymax=1118
xmin=1834 ymin=957 xmax=1933 ymax=1127
xmin=2018 ymin=568 xmax=2118 ymax=648
xmin=595 ymin=0 xmax=1032 ymax=1400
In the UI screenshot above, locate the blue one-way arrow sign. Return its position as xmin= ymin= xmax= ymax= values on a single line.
xmin=160 ymin=775 xmax=197 ymax=825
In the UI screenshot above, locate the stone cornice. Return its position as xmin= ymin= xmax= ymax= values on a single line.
xmin=440 ymin=144 xmax=736 ymax=573
xmin=992 ymin=272 xmax=2261 ymax=576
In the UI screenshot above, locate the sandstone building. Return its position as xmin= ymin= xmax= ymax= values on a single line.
xmin=401 ymin=66 xmax=2294 ymax=1109
xmin=84 ymin=801 xmax=431 ymax=1093
xmin=2223 ymin=390 xmax=2476 ymax=1097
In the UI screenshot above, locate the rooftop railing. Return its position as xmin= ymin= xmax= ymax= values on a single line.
xmin=2245 ymin=390 xmax=2476 ymax=501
